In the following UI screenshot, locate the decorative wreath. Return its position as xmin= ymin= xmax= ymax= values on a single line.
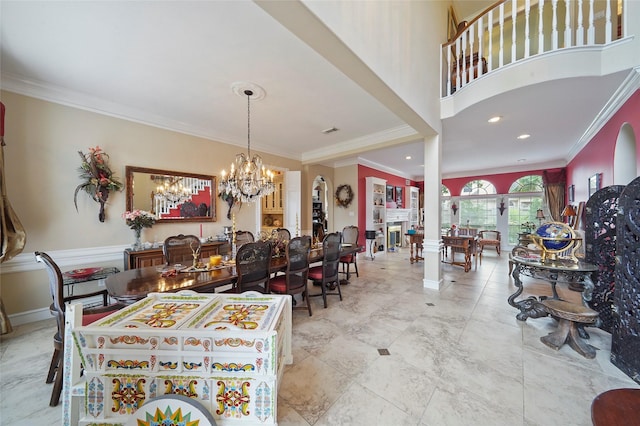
xmin=335 ymin=184 xmax=354 ymax=208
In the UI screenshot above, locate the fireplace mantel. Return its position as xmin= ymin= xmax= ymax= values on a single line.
xmin=386 ymin=209 xmax=410 ymax=223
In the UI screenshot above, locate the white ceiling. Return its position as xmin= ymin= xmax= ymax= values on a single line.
xmin=0 ymin=1 xmax=629 ymax=181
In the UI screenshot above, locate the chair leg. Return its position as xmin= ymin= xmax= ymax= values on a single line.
xmin=322 ymin=283 xmax=328 ymax=308
xmin=46 ymin=348 xmax=61 ymax=384
xmin=353 ymin=259 xmax=359 ymax=277
xmin=50 ymin=356 xmax=64 ymax=406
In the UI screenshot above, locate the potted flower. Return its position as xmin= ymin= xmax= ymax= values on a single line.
xmin=74 ymin=146 xmax=123 ymax=222
xmin=122 ymin=210 xmax=156 ymax=250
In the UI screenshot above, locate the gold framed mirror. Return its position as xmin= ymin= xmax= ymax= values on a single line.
xmin=125 ymin=166 xmax=216 ymax=223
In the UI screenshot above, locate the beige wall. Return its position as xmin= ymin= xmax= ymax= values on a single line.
xmin=0 ymin=91 xmax=302 ymax=316
xmin=333 ymin=164 xmax=358 ymax=233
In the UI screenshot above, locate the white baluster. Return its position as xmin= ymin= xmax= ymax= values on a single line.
xmin=525 ymin=0 xmax=531 ymax=58
xmin=499 ymin=3 xmax=505 ymax=67
xmin=552 ymin=0 xmax=559 ymax=50
xmin=564 ymin=0 xmax=572 ymax=47
xmin=511 ymin=0 xmax=517 ymax=63
xmin=539 ymin=0 xmax=545 ymax=53
xmin=477 ymin=16 xmax=484 ymax=78
xmin=488 ymin=9 xmax=493 ymax=71
xmin=605 ymin=0 xmax=612 ymax=43
xmin=577 ymin=0 xmax=585 ymax=45
xmin=587 ymin=0 xmax=595 ymax=44
xmin=469 ymin=23 xmax=475 ymax=82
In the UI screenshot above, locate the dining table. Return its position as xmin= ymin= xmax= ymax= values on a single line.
xmin=106 ymin=243 xmax=363 ymax=304
xmin=441 ymin=235 xmax=478 ymax=272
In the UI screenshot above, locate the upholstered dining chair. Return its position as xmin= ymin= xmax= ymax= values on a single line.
xmin=35 ymin=251 xmax=122 ymax=407
xmin=478 ymin=230 xmax=501 ymax=256
xmin=163 ymin=234 xmax=201 ymax=266
xmin=269 ymin=235 xmax=312 ymax=316
xmin=272 ymin=227 xmax=291 ymax=242
xmin=339 ymin=225 xmax=359 ymax=280
xmin=228 ymin=240 xmax=272 ymax=294
xmin=308 ymin=232 xmax=342 ymax=308
xmin=235 ymin=230 xmax=255 ymax=247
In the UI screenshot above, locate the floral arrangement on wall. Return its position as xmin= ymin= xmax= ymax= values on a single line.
xmin=74 ymin=146 xmax=123 ymax=222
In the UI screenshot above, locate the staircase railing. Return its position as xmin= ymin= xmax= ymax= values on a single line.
xmin=442 ymin=0 xmax=626 ymax=96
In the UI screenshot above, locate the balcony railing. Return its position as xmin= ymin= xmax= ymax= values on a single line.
xmin=442 ymin=0 xmax=626 ymax=96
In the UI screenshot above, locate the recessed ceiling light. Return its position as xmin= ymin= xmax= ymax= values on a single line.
xmin=405 ymin=156 xmax=412 ymax=160
xmin=517 ymin=134 xmax=530 ymax=140
xmin=488 ymin=116 xmax=501 ymax=123
xmin=517 ymin=158 xmax=527 ymax=162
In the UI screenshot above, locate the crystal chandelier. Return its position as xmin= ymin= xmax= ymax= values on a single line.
xmin=219 ymin=85 xmax=275 ymax=203
xmin=154 ymin=177 xmax=192 ymax=204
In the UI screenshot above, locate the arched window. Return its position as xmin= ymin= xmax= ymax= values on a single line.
xmin=459 ymin=180 xmax=497 ymax=230
xmin=460 ymin=179 xmax=497 ymax=196
xmin=507 ymin=175 xmax=544 ymax=244
xmin=441 ymin=185 xmax=452 ymax=231
xmin=509 ymin=175 xmax=543 ymax=193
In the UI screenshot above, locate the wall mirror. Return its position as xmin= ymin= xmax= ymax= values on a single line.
xmin=126 ymin=166 xmax=216 ymax=223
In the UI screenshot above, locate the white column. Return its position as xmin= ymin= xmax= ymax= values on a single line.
xmin=422 ymin=134 xmax=443 ymax=290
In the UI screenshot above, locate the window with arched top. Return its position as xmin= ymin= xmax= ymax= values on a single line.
xmin=460 ymin=179 xmax=497 ymax=195
xmin=458 ymin=180 xmax=497 ymax=230
xmin=441 ymin=185 xmax=451 ymax=231
xmin=507 ymin=175 xmax=544 ymax=245
xmin=509 ymin=175 xmax=543 ymax=193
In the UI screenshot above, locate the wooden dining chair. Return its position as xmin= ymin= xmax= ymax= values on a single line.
xmin=35 ymin=251 xmax=122 ymax=406
xmin=163 ymin=234 xmax=201 ymax=266
xmin=235 ymin=230 xmax=255 ymax=247
xmin=478 ymin=230 xmax=501 ymax=256
xmin=228 ymin=240 xmax=272 ymax=294
xmin=269 ymin=235 xmax=312 ymax=316
xmin=272 ymin=227 xmax=291 ymax=242
xmin=339 ymin=225 xmax=359 ymax=280
xmin=308 ymin=232 xmax=342 ymax=308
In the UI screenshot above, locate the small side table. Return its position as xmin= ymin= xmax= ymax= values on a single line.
xmin=365 ymin=230 xmax=377 ymax=261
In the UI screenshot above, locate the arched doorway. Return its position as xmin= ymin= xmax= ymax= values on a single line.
xmin=312 ymin=175 xmax=329 ymax=239
xmin=613 ymin=123 xmax=638 ymax=185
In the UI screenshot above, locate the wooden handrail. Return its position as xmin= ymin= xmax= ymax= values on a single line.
xmin=443 ymin=0 xmax=508 ymax=48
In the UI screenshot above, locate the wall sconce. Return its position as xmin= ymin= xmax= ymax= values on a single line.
xmin=536 ymin=209 xmax=545 ymax=226
xmin=498 ymin=197 xmax=506 ymax=216
xmin=451 ymin=202 xmax=458 ymax=215
xmin=561 ymin=204 xmax=577 ymax=226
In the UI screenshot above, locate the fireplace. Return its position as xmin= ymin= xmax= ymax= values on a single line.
xmin=388 ymin=223 xmax=402 ymax=251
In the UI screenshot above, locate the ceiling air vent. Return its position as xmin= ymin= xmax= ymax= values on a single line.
xmin=321 ymin=127 xmax=339 ymax=134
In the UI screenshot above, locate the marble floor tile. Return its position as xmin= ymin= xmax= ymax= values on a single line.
xmin=1 ymin=251 xmax=638 ymax=425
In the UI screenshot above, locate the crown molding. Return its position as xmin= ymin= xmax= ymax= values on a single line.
xmin=569 ymin=66 xmax=640 ymax=161
xmin=301 ymin=125 xmax=419 ymax=163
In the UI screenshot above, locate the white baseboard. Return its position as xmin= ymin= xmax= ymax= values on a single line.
xmin=8 ymin=307 xmax=52 ymax=326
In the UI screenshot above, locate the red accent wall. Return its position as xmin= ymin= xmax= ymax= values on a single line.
xmin=566 ymin=90 xmax=640 ymax=203
xmin=442 ymin=168 xmax=563 ymax=196
xmin=357 ymin=165 xmax=418 ymax=245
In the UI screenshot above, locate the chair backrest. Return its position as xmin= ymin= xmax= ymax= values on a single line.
xmin=320 ymin=232 xmax=341 ymax=282
xmin=235 ymin=240 xmax=272 ymax=293
xmin=163 ymin=234 xmax=201 ymax=265
xmin=341 ymin=225 xmax=359 ymax=246
xmin=283 ymin=235 xmax=311 ymax=290
xmin=458 ymin=227 xmax=478 ymax=236
xmin=479 ymin=230 xmax=500 ymax=241
xmin=313 ymin=222 xmax=325 ymax=242
xmin=35 ymin=251 xmax=65 ymax=338
xmin=272 ymin=228 xmax=291 ymax=242
xmin=235 ymin=230 xmax=255 ymax=247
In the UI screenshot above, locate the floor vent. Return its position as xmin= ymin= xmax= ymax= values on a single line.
xmin=426 ymin=302 xmax=435 ymax=306
xmin=378 ymin=348 xmax=390 ymax=356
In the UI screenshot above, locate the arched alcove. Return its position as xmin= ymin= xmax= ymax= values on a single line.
xmin=613 ymin=123 xmax=638 ymax=185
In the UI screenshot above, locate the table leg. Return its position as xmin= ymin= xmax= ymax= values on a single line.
xmin=507 ymin=264 xmax=549 ymax=321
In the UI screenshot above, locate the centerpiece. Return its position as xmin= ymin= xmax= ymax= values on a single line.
xmin=122 ymin=210 xmax=156 ymax=250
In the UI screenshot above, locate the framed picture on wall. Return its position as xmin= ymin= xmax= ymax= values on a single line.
xmin=395 ymin=186 xmax=403 ymax=207
xmin=386 ymin=185 xmax=395 ymax=203
xmin=588 ymin=173 xmax=601 ymax=197
xmin=568 ymin=184 xmax=575 ymax=202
